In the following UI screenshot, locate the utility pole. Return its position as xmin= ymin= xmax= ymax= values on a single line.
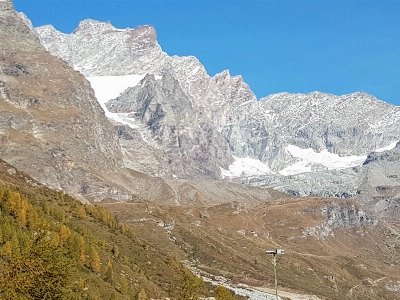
xmin=266 ymin=249 xmax=284 ymax=300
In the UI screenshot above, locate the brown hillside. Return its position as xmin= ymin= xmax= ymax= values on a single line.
xmin=105 ymin=197 xmax=400 ymax=299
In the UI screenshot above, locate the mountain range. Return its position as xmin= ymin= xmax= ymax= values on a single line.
xmin=33 ymin=18 xmax=400 ymax=219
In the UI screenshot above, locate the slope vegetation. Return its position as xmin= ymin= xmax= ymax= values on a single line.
xmin=0 ymin=159 xmax=235 ymax=300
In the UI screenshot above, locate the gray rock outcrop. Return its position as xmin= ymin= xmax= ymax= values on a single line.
xmin=106 ymin=74 xmax=233 ymax=179
xmin=302 ymin=201 xmax=376 ymax=240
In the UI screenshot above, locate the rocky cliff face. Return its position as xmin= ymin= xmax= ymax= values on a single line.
xmin=222 ymin=91 xmax=400 ymax=170
xmin=302 ymin=201 xmax=376 ymax=240
xmin=106 ymin=74 xmax=233 ymax=179
xmin=0 ymin=0 xmax=127 ymax=199
xmin=357 ymin=142 xmax=400 ymax=220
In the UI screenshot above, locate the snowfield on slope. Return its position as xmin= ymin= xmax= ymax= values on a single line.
xmin=221 ymin=156 xmax=274 ymax=178
xmin=87 ymin=74 xmax=161 ymax=129
xmin=279 ymin=145 xmax=368 ymax=176
xmin=374 ymin=140 xmax=399 ymax=153
xmin=87 ymin=75 xmax=145 ymax=107
xmin=279 ymin=142 xmax=399 ymax=176
xmin=222 ymin=142 xmax=399 ymax=178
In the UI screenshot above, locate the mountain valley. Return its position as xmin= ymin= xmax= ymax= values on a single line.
xmin=0 ymin=0 xmax=400 ymax=298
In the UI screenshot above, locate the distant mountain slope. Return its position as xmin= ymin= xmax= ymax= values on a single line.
xmin=232 ymin=142 xmax=400 ymax=220
xmin=36 ymin=20 xmax=400 ymax=178
xmin=230 ymin=91 xmax=400 ymax=171
xmin=34 ymin=18 xmax=400 ymax=214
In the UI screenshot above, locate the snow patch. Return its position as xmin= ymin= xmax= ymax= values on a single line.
xmin=87 ymin=74 xmax=145 ymax=105
xmin=374 ymin=141 xmax=398 ymax=153
xmin=106 ymin=112 xmax=139 ymax=129
xmin=87 ymin=75 xmax=146 ymax=128
xmin=279 ymin=145 xmax=367 ymax=176
xmin=86 ymin=74 xmax=162 ymax=130
xmin=238 ymin=99 xmax=254 ymax=107
xmin=190 ymin=66 xmax=200 ymax=75
xmin=221 ymin=156 xmax=273 ymax=178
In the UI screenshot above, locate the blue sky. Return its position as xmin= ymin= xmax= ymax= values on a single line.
xmin=14 ymin=0 xmax=400 ymax=106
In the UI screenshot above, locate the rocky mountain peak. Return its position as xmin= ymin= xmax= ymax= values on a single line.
xmin=36 ymin=20 xmax=164 ymax=76
xmin=75 ymin=19 xmax=115 ymax=32
xmin=126 ymin=25 xmax=157 ymax=47
xmin=216 ymin=69 xmax=231 ymax=77
xmin=17 ymin=11 xmax=34 ymax=30
xmin=213 ymin=70 xmax=243 ymax=86
xmin=1 ymin=0 xmax=38 ymax=44
xmin=72 ymin=20 xmax=159 ymax=50
xmin=105 ymin=73 xmax=233 ymax=179
xmin=35 ymin=24 xmax=58 ymax=35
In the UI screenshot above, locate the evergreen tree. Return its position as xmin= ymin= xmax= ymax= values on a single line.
xmin=59 ymin=225 xmax=71 ymax=244
xmin=138 ymin=288 xmax=147 ymax=300
xmin=90 ymin=245 xmax=101 ymax=272
xmin=104 ymin=261 xmax=115 ymax=285
xmin=78 ymin=236 xmax=86 ymax=264
xmin=77 ymin=206 xmax=86 ymax=218
xmin=26 ymin=205 xmax=40 ymax=229
xmin=215 ymin=286 xmax=236 ymax=300
xmin=10 ymin=232 xmax=21 ymax=257
xmin=2 ymin=240 xmax=12 ymax=257
xmin=118 ymin=275 xmax=129 ymax=295
xmin=109 ymin=291 xmax=118 ymax=300
xmin=178 ymin=267 xmax=205 ymax=300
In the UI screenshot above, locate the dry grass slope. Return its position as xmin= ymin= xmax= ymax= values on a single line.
xmin=104 ymin=197 xmax=400 ymax=300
